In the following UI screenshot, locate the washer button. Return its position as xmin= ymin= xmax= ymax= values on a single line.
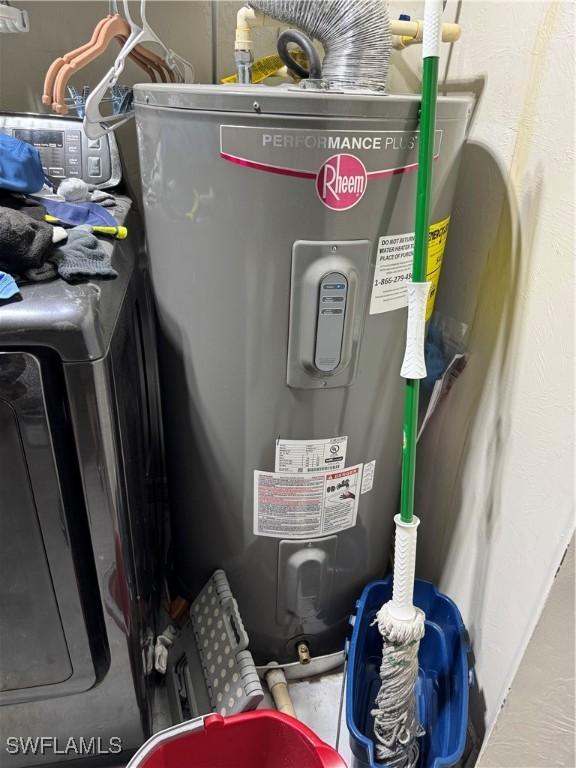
xmin=88 ymin=156 xmax=102 ymax=177
xmin=87 ymin=138 xmax=101 ymax=149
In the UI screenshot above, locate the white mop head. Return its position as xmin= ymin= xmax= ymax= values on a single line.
xmin=375 ymin=601 xmax=425 ymax=645
xmin=371 ymin=516 xmax=426 ymax=767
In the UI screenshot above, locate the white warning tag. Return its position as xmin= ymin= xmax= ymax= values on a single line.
xmin=254 ymin=464 xmax=362 ymax=539
xmin=369 ymin=217 xmax=450 ymax=318
xmin=323 ymin=467 xmax=362 ymax=535
xmin=369 ymin=232 xmax=414 ymax=314
xmin=274 ymin=436 xmax=348 ymax=473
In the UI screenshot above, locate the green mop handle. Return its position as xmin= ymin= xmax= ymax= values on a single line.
xmin=399 ymin=1 xmax=442 ymax=525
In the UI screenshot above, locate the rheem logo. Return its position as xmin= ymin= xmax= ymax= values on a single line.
xmin=316 ymin=153 xmax=367 ymax=211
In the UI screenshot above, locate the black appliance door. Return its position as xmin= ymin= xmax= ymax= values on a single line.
xmin=0 ymin=352 xmax=96 ymax=704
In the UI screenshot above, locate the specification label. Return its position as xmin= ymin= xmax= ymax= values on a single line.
xmin=369 ymin=216 xmax=450 ymax=319
xmin=361 ymin=460 xmax=376 ymax=494
xmin=275 ymin=436 xmax=348 ymax=473
xmin=254 ymin=464 xmax=362 ymax=539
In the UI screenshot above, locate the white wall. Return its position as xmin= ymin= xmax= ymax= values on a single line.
xmin=1 ymin=0 xmax=574 ymax=749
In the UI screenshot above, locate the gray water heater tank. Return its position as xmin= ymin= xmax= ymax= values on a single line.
xmin=133 ymin=84 xmax=469 ymax=664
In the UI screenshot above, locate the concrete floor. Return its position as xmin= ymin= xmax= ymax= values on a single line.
xmin=287 ymin=672 xmax=353 ymax=766
xmin=478 ymin=541 xmax=575 ymax=768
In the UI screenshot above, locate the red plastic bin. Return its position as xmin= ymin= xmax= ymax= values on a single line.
xmin=127 ymin=710 xmax=347 ymax=768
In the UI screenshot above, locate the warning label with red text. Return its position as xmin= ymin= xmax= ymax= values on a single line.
xmin=254 ymin=465 xmax=362 ymax=539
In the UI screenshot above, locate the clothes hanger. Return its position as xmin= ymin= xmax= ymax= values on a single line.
xmin=42 ymin=15 xmax=111 ymax=106
xmin=112 ymin=0 xmax=191 ymax=83
xmin=124 ymin=37 xmax=173 ymax=83
xmin=120 ymin=36 xmax=161 ymax=82
xmin=110 ymin=0 xmax=173 ymax=83
xmin=45 ymin=29 xmax=165 ymax=110
xmin=105 ymin=0 xmax=170 ymax=83
xmin=52 ymin=14 xmax=132 ymax=113
xmin=49 ymin=1 xmax=169 ymax=113
xmin=83 ymin=0 xmax=194 ymax=139
xmin=137 ymin=0 xmax=194 ymax=82
xmin=112 ymin=0 xmax=171 ymax=85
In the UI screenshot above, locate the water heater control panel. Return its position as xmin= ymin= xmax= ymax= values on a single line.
xmin=287 ymin=240 xmax=371 ymax=389
xmin=315 ymin=273 xmax=348 ymax=372
xmin=0 ymin=112 xmax=121 ymax=189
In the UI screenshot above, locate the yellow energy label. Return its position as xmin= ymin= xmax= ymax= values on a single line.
xmin=425 ymin=216 xmax=450 ymax=319
xmin=369 ymin=215 xmax=451 ymax=320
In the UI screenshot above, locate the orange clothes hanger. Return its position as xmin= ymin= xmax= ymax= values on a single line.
xmin=52 ymin=15 xmax=132 ymax=113
xmin=42 ymin=15 xmax=112 ymax=106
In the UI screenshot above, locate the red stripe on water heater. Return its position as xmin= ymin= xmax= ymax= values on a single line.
xmin=219 ymin=152 xmax=439 ymax=180
xmin=368 ymin=162 xmax=419 ymax=178
xmin=219 ymin=152 xmax=316 ymax=179
xmin=367 ymin=153 xmax=440 ymax=179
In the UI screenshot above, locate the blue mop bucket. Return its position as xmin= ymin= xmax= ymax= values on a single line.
xmin=346 ymin=578 xmax=469 ymax=768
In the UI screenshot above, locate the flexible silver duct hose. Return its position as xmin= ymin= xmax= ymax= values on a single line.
xmin=248 ymin=0 xmax=392 ymax=92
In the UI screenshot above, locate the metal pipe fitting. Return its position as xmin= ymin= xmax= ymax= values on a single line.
xmin=297 ymin=641 xmax=311 ymax=665
xmin=235 ymin=50 xmax=253 ymax=84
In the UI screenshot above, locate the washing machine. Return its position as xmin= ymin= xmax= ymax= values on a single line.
xmin=0 ymin=114 xmax=166 ymax=766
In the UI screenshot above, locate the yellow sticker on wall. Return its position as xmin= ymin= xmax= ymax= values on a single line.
xmin=369 ymin=215 xmax=451 ymax=319
xmin=425 ymin=216 xmax=450 ymax=320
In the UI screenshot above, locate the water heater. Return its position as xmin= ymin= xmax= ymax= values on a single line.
xmin=134 ymin=84 xmax=468 ymax=664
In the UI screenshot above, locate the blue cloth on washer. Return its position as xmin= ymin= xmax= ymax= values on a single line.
xmin=0 ymin=134 xmax=47 ymax=194
xmin=32 ymin=197 xmax=117 ymax=227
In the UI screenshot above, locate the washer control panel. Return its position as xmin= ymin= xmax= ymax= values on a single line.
xmin=0 ymin=113 xmax=121 ymax=188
